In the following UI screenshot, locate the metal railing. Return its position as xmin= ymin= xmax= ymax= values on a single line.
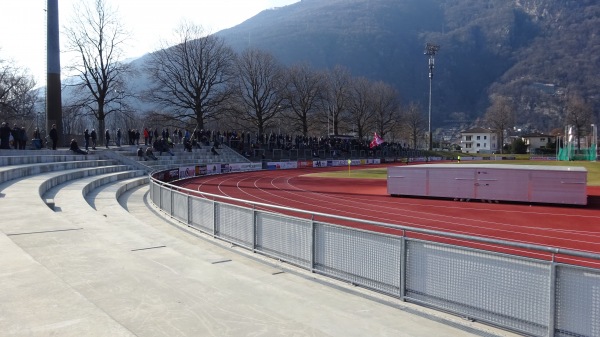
xmin=149 ymin=173 xmax=600 ymax=337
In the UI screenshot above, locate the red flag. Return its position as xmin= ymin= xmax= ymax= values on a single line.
xmin=369 ymin=132 xmax=384 ymax=149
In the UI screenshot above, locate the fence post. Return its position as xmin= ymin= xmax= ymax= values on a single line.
xmin=212 ymin=199 xmax=217 ymax=238
xmin=310 ymin=214 xmax=315 ymax=273
xmin=170 ymin=189 xmax=174 ymax=217
xmin=547 ymin=254 xmax=557 ymax=337
xmin=159 ymin=183 xmax=163 ymax=209
xmin=252 ymin=205 xmax=257 ymax=253
xmin=400 ymin=230 xmax=406 ymax=301
xmin=187 ymin=193 xmax=191 ymax=227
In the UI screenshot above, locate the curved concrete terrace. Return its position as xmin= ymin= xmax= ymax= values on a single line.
xmin=0 ymin=147 xmax=518 ymax=337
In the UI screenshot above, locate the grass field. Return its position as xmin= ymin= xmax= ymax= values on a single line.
xmin=306 ymin=161 xmax=600 ymax=186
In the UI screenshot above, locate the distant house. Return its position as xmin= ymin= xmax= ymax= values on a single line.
xmin=521 ymin=133 xmax=555 ymax=154
xmin=460 ymin=127 xmax=499 ymax=154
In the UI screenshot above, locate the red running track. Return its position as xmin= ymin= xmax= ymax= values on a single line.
xmin=176 ymin=164 xmax=600 ymax=268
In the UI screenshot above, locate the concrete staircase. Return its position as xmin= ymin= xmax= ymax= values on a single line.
xmin=0 ymin=148 xmax=506 ymax=337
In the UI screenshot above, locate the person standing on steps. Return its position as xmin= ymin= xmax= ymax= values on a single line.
xmin=0 ymin=122 xmax=10 ymax=149
xmin=49 ymin=124 xmax=58 ymax=150
xmin=116 ymin=128 xmax=122 ymax=147
xmin=84 ymin=129 xmax=90 ymax=151
xmin=90 ymin=129 xmax=97 ymax=150
xmin=105 ymin=129 xmax=111 ymax=148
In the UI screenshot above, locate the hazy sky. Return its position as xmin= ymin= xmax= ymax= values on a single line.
xmin=0 ymin=0 xmax=299 ymax=85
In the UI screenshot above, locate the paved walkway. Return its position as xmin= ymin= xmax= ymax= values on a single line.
xmin=0 ymin=155 xmax=520 ymax=336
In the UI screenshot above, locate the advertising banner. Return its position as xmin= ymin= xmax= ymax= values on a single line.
xmin=281 ymin=161 xmax=298 ymax=169
xmin=168 ymin=169 xmax=179 ymax=181
xmin=267 ymin=161 xmax=298 ymax=170
xmin=329 ymin=160 xmax=346 ymax=167
xmin=229 ymin=162 xmax=262 ymax=172
xmin=179 ymin=166 xmax=195 ymax=179
xmin=297 ymin=160 xmax=313 ymax=168
xmin=195 ymin=165 xmax=207 ymax=176
xmin=266 ymin=162 xmax=280 ymax=170
xmin=313 ymin=160 xmax=328 ymax=167
xmin=206 ymin=164 xmax=222 ymax=175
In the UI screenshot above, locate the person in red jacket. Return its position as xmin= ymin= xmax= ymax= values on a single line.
xmin=143 ymin=127 xmax=150 ymax=145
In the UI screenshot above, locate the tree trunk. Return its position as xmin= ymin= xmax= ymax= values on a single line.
xmin=99 ymin=118 xmax=106 ymax=146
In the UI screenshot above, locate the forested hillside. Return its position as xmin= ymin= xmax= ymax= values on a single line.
xmin=216 ymin=0 xmax=600 ymax=132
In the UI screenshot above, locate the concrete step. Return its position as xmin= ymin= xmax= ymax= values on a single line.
xmin=0 ymin=160 xmax=117 ymax=186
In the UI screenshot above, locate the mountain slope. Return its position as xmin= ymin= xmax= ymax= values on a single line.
xmin=216 ymin=0 xmax=600 ymax=131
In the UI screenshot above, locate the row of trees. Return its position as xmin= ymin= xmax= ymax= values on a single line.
xmin=3 ymin=0 xmax=595 ymax=152
xmin=147 ymin=32 xmax=413 ymax=142
xmin=484 ymin=92 xmax=594 ymax=154
xmin=0 ymin=55 xmax=37 ymax=125
xmin=62 ymin=0 xmax=429 ymax=147
xmin=64 ymin=0 xmax=595 ymax=152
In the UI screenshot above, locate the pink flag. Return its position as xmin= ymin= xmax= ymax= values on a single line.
xmin=369 ymin=132 xmax=384 ymax=149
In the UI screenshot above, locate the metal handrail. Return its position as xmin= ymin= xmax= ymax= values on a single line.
xmin=150 ymin=172 xmax=600 ymax=264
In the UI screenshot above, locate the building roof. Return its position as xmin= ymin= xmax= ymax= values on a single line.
xmin=461 ymin=127 xmax=494 ymax=134
xmin=521 ymin=133 xmax=555 ymax=138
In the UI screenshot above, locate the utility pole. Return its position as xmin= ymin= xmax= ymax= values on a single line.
xmin=425 ymin=43 xmax=439 ymax=151
xmin=47 ymin=0 xmax=63 ymax=147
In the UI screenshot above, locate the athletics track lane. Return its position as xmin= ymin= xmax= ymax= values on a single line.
xmin=176 ymin=165 xmax=600 ymax=268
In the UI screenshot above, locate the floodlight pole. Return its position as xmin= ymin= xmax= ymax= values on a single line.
xmin=47 ymin=0 xmax=63 ymax=147
xmin=425 ymin=43 xmax=439 ymax=151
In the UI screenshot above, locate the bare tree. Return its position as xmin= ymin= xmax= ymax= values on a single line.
xmin=0 ymin=56 xmax=37 ymax=121
xmin=347 ymin=77 xmax=376 ymax=140
xmin=146 ymin=22 xmax=236 ymax=131
xmin=64 ymin=0 xmax=132 ymax=145
xmin=565 ymin=93 xmax=594 ymax=150
xmin=322 ymin=65 xmax=351 ymax=136
xmin=282 ymin=63 xmax=325 ymax=136
xmin=231 ymin=49 xmax=285 ymax=143
xmin=403 ymin=102 xmax=426 ymax=149
xmin=62 ymin=104 xmax=88 ymax=138
xmin=371 ymin=80 xmax=401 ymax=139
xmin=485 ymin=95 xmax=515 ymax=154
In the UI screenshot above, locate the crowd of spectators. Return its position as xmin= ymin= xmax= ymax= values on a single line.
xmin=198 ymin=130 xmax=415 ymax=159
xmin=126 ymin=127 xmax=418 ymax=160
xmin=0 ymin=122 xmax=30 ymax=150
xmin=0 ymin=120 xmax=421 ymax=162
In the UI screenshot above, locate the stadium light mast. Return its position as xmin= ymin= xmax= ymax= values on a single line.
xmin=425 ymin=43 xmax=439 ymax=151
xmin=47 ymin=0 xmax=63 ymax=147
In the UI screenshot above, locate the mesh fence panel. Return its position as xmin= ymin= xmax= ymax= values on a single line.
xmin=161 ymin=186 xmax=172 ymax=215
xmin=555 ymin=265 xmax=600 ymax=337
xmin=314 ymin=223 xmax=402 ymax=296
xmin=405 ymin=240 xmax=550 ymax=336
xmin=151 ymin=178 xmax=600 ymax=335
xmin=215 ymin=203 xmax=254 ymax=248
xmin=255 ymin=212 xmax=312 ymax=268
xmin=190 ymin=198 xmax=214 ymax=234
xmin=151 ymin=183 xmax=160 ymax=206
xmin=172 ymin=192 xmax=188 ymax=223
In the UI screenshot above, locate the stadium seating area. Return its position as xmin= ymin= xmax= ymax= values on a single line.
xmin=0 ymin=145 xmax=512 ymax=337
xmin=114 ymin=142 xmax=248 ymax=170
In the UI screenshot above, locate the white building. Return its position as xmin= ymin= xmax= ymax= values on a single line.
xmin=521 ymin=133 xmax=555 ymax=154
xmin=460 ymin=127 xmax=499 ymax=154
